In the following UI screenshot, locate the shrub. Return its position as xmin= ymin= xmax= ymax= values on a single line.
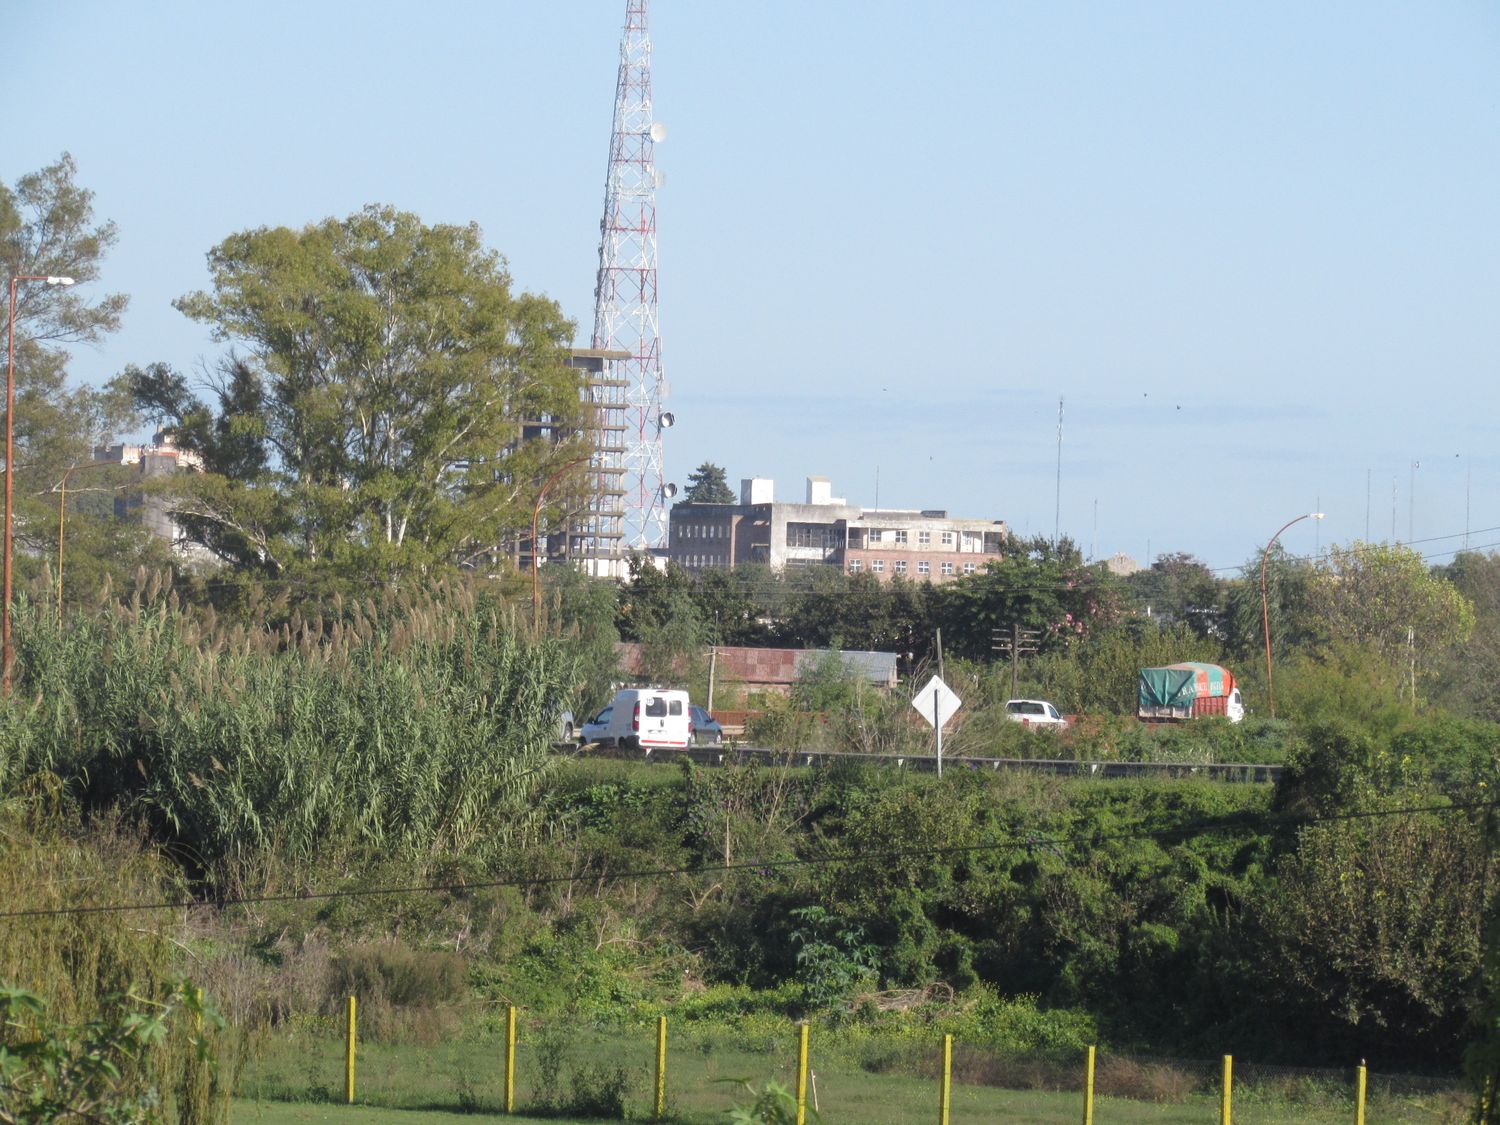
xmin=1095 ymin=1055 xmax=1199 ymax=1103
xmin=325 ymin=944 xmax=467 ymax=1044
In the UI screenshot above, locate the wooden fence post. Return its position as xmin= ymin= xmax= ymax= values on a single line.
xmin=938 ymin=1034 xmax=952 ymax=1125
xmin=1083 ymin=1044 xmax=1095 ymax=1125
xmin=503 ymin=1005 xmax=517 ymax=1114
xmin=796 ymin=1022 xmax=809 ymax=1125
xmin=344 ymin=996 xmax=356 ymax=1105
xmin=655 ymin=1015 xmax=668 ymax=1119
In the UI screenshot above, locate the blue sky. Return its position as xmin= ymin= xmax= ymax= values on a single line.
xmin=11 ymin=0 xmax=1500 ymax=571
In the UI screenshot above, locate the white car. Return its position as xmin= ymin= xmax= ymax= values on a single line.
xmin=580 ymin=706 xmax=613 ymax=745
xmin=1004 ymin=699 xmax=1067 ymax=728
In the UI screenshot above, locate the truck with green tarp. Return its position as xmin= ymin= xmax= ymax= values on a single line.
xmin=1137 ymin=662 xmax=1245 ymax=723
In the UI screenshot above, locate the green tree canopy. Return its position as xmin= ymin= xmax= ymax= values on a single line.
xmin=934 ymin=535 xmax=1123 ymax=661
xmin=1429 ymin=550 xmax=1500 ymax=722
xmin=1222 ymin=544 xmax=1320 ymax=664
xmin=119 ymin=205 xmax=584 ymax=586
xmin=1 ymin=153 xmax=128 ymax=349
xmin=1305 ymin=542 xmax=1473 ymax=701
xmin=1124 ymin=552 xmax=1226 ymax=638
xmin=1 ymin=155 xmax=169 ymax=606
xmin=683 ymin=461 xmax=735 ymax=504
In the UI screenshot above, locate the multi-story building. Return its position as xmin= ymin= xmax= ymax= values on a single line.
xmin=514 ymin=348 xmax=633 ymax=580
xmin=93 ymin=434 xmax=210 ymax=561
xmin=668 ymin=476 xmax=1008 ymax=583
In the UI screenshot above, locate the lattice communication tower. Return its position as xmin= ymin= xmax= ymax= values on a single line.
xmin=592 ymin=0 xmax=671 ymax=550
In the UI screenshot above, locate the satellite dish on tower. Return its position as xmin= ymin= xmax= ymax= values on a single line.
xmin=652 ymin=169 xmax=666 ymax=189
xmin=658 ymin=411 xmax=675 ymax=430
xmin=649 ymin=121 xmax=667 ymax=143
xmin=662 ymin=482 xmax=679 ymax=500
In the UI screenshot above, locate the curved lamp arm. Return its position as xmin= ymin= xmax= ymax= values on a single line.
xmin=1260 ymin=511 xmax=1324 ymax=719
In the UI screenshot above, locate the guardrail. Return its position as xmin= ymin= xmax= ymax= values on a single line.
xmin=588 ymin=744 xmax=1281 ymax=783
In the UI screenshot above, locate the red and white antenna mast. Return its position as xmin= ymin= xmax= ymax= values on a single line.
xmin=593 ymin=0 xmax=672 ymax=551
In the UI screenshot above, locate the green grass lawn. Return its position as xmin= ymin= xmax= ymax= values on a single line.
xmin=235 ymin=1028 xmax=1467 ymax=1124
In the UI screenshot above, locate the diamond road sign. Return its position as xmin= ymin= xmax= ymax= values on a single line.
xmin=911 ymin=674 xmax=962 ymax=729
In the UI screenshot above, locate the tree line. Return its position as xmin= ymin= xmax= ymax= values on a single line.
xmin=601 ymin=531 xmax=1488 ymax=725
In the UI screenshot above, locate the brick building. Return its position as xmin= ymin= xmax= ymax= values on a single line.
xmin=668 ymin=476 xmax=1008 ymax=583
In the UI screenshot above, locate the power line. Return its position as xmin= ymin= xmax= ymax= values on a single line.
xmin=3 ymin=796 xmax=1489 ymax=923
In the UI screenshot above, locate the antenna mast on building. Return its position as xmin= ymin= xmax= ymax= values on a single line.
xmin=593 ymin=0 xmax=672 ymax=550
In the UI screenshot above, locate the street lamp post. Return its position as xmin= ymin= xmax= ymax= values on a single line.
xmin=5 ymin=275 xmax=75 ymax=694
xmin=1260 ymin=511 xmax=1324 ymax=720
xmin=530 ymin=455 xmax=591 ymax=627
xmin=55 ymin=459 xmax=118 ymax=625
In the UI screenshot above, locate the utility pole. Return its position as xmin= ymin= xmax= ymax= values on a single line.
xmin=707 ymin=645 xmax=718 ymax=712
xmin=1053 ymin=396 xmax=1064 ymax=549
xmin=992 ymin=624 xmax=1041 ymax=698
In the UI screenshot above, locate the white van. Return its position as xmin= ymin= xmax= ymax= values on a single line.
xmin=588 ymin=688 xmax=692 ymax=751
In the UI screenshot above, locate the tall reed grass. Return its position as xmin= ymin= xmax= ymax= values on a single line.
xmin=0 ymin=576 xmax=579 ymax=888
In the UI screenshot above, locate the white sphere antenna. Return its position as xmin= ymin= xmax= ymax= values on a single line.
xmin=649 ymin=121 xmax=667 ymax=143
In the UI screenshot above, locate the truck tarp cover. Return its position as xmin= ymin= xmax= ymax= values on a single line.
xmin=1138 ymin=663 xmax=1235 ymax=709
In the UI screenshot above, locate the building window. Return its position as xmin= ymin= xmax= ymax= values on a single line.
xmin=917 ymin=560 xmax=930 ymax=575
xmin=868 ymin=529 xmax=883 ymax=543
xmin=894 ymin=529 xmax=908 ymax=545
xmin=871 ymin=559 xmax=885 ymax=573
xmin=894 ymin=560 xmax=907 ymax=575
xmin=963 ymin=562 xmax=976 ymax=575
xmin=942 ymin=531 xmax=954 ymax=546
xmin=941 ymin=561 xmax=954 ymax=576
xmin=918 ymin=531 xmax=930 ymax=546
xmin=787 ymin=522 xmax=838 ymax=549
xmin=849 ymin=559 xmax=861 ymax=573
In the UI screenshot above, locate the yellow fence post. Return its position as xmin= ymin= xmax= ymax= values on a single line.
xmin=1355 ymin=1059 xmax=1367 ymax=1125
xmin=796 ymin=1022 xmax=810 ymax=1125
xmin=344 ymin=996 xmax=356 ymax=1105
xmin=1083 ymin=1044 xmax=1095 ymax=1125
xmin=938 ymin=1033 xmax=952 ymax=1125
xmin=655 ymin=1015 xmax=668 ymax=1119
xmin=1220 ymin=1054 xmax=1233 ymax=1125
xmin=503 ymin=1004 xmax=517 ymax=1114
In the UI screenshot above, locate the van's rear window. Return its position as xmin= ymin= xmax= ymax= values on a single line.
xmin=645 ymin=698 xmax=668 ymax=717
